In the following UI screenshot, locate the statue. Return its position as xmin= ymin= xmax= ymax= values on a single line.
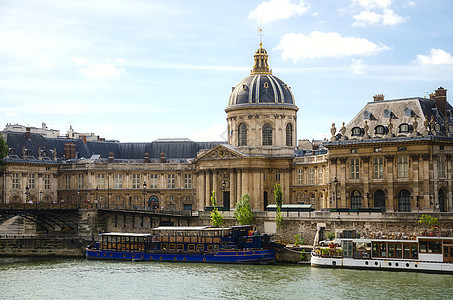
xmin=364 ymin=120 xmax=369 ymax=137
xmin=388 ymin=118 xmax=393 ymax=136
xmin=330 ymin=123 xmax=336 ymax=137
xmin=430 ymin=115 xmax=436 ymax=133
xmin=340 ymin=122 xmax=346 ymax=135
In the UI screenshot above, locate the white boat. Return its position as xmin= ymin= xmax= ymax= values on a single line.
xmin=311 ymin=229 xmax=453 ymax=274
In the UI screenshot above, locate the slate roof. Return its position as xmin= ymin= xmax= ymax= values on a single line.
xmin=2 ymin=131 xmax=225 ymax=162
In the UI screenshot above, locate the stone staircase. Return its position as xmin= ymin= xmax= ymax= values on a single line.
xmin=0 ymin=216 xmax=25 ymax=237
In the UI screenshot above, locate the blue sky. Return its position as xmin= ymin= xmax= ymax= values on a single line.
xmin=1 ymin=0 xmax=453 ymax=142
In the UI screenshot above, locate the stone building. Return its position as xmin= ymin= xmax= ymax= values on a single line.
xmin=4 ymin=44 xmax=451 ymax=213
xmin=326 ymin=88 xmax=453 ymax=212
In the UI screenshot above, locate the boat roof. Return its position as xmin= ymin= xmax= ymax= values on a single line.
xmin=152 ymin=226 xmax=233 ymax=231
xmin=100 ymin=232 xmax=152 ymax=237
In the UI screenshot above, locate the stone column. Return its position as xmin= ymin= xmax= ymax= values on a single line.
xmin=237 ymin=169 xmax=242 ymax=203
xmin=205 ymin=171 xmax=211 ymax=207
xmin=198 ymin=171 xmax=206 ymax=209
xmin=230 ymin=170 xmax=236 ymax=207
xmin=212 ymin=171 xmax=218 ymax=204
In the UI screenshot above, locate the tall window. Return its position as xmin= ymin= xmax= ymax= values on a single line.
xmin=262 ymin=123 xmax=273 ymax=146
xmin=97 ymin=173 xmax=105 ymax=189
xmin=65 ymin=174 xmax=71 ymax=189
xmin=12 ymin=173 xmax=20 ymax=189
xmin=44 ymin=174 xmax=51 ymax=190
xmin=274 ymin=170 xmax=280 ymax=182
xmin=28 ymin=174 xmax=35 ymax=189
xmin=114 ymin=174 xmax=123 ymax=189
xmin=149 ymin=174 xmax=158 ymax=188
xmin=318 ymin=168 xmax=324 ymax=185
xmin=132 ymin=174 xmax=141 ymax=189
xmin=184 ymin=174 xmax=192 ymax=189
xmin=439 ymin=156 xmax=446 ymax=179
xmin=297 ymin=169 xmax=304 ymax=185
xmin=351 ymin=190 xmax=362 ymax=209
xmin=167 ymin=174 xmax=175 ymax=189
xmin=286 ymin=123 xmax=293 ymax=146
xmin=350 ymin=158 xmax=360 ymax=179
xmin=309 ymin=168 xmax=314 ymax=185
xmin=373 ymin=158 xmax=384 ymax=179
xmin=398 ymin=156 xmax=409 ymax=178
xmin=238 ymin=123 xmax=247 ymax=146
xmin=78 ymin=174 xmax=84 ymax=189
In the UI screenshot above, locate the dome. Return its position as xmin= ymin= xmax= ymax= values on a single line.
xmin=227 ymin=44 xmax=296 ymax=108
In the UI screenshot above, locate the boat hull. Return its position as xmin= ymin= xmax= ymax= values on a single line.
xmin=311 ymin=255 xmax=453 ymax=274
xmin=86 ymin=248 xmax=276 ymax=264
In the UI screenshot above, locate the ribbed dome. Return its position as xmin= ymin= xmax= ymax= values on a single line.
xmin=228 ymin=74 xmax=295 ymax=107
xmin=227 ymin=45 xmax=296 ymax=108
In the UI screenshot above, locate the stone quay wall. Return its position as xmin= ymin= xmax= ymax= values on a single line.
xmin=0 ymin=237 xmax=90 ymax=257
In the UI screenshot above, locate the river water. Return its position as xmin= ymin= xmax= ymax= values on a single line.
xmin=1 ymin=257 xmax=452 ymax=299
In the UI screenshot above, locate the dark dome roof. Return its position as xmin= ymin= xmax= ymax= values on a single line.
xmin=228 ymin=74 xmax=295 ymax=107
xmin=227 ymin=44 xmax=296 ymax=109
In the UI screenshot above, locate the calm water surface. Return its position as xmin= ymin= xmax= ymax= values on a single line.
xmin=1 ymin=257 xmax=452 ymax=299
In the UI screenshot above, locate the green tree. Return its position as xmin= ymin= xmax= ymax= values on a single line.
xmin=274 ymin=183 xmax=283 ymax=230
xmin=234 ymin=193 xmax=254 ymax=225
xmin=418 ymin=214 xmax=439 ymax=229
xmin=210 ymin=191 xmax=224 ymax=227
xmin=0 ymin=134 xmax=7 ymax=162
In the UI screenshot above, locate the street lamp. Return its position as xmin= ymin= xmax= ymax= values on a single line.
xmin=333 ymin=177 xmax=338 ymax=209
xmin=25 ymin=186 xmax=30 ymax=209
xmin=143 ymin=181 xmax=147 ymax=210
xmin=221 ymin=180 xmax=226 ymax=208
xmin=77 ymin=190 xmax=80 ymax=209
xmin=39 ymin=191 xmax=42 ymax=209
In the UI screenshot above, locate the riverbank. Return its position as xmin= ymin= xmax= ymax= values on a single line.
xmin=0 ymin=236 xmax=90 ymax=257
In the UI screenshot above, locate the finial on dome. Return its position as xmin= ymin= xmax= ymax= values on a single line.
xmin=252 ymin=26 xmax=271 ymax=75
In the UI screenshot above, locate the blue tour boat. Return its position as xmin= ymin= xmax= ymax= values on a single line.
xmin=86 ymin=225 xmax=278 ymax=264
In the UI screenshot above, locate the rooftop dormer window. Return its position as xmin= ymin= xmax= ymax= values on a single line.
xmin=404 ymin=107 xmax=414 ymax=117
xmin=375 ymin=125 xmax=385 ymax=135
xmin=363 ymin=110 xmax=371 ymax=119
xmin=399 ymin=123 xmax=410 ymax=133
xmin=352 ymin=127 xmax=362 ymax=136
xmin=384 ymin=109 xmax=392 ymax=118
xmin=264 ymin=82 xmax=269 ymax=88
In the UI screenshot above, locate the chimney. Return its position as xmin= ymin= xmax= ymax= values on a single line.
xmin=109 ymin=152 xmax=114 ymax=163
xmin=160 ymin=152 xmax=166 ymax=163
xmin=25 ymin=127 xmax=31 ymax=139
xmin=144 ymin=152 xmax=150 ymax=163
xmin=373 ymin=94 xmax=384 ymax=102
xmin=434 ymin=87 xmax=447 ymax=117
xmin=64 ymin=143 xmax=76 ymax=160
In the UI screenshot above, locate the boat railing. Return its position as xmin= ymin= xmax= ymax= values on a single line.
xmin=362 ymin=229 xmax=453 ymax=240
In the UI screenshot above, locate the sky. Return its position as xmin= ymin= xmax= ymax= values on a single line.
xmin=1 ymin=0 xmax=453 ymax=143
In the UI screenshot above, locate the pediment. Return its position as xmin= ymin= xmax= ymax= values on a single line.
xmin=196 ymin=144 xmax=246 ymax=161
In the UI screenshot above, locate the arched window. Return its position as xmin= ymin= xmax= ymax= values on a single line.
xmin=374 ymin=125 xmax=385 ymax=135
xmin=262 ymin=123 xmax=273 ymax=145
xmin=351 ymin=190 xmax=362 ymax=209
xmin=286 ymin=123 xmax=293 ymax=146
xmin=374 ymin=189 xmax=385 ymax=210
xmin=238 ymin=123 xmax=247 ymax=146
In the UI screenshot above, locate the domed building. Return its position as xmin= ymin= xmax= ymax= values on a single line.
xmin=226 ymin=43 xmax=298 ymax=156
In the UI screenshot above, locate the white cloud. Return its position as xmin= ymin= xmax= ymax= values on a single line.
xmin=80 ymin=63 xmax=126 ymax=79
xmin=274 ymin=31 xmax=390 ymax=62
xmin=408 ymin=1 xmax=415 ymax=7
xmin=248 ymin=0 xmax=309 ymax=24
xmin=72 ymin=58 xmax=127 ymax=79
xmin=349 ymin=59 xmax=366 ymax=74
xmin=353 ymin=0 xmax=392 ymax=9
xmin=416 ymin=49 xmax=453 ymax=65
xmin=353 ymin=8 xmax=406 ymax=26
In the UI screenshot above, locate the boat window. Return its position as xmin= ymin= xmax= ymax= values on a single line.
xmin=343 ymin=241 xmax=353 ymax=258
xmin=402 ymin=244 xmax=418 ymax=259
xmin=197 ymin=244 xmax=204 ymax=251
xmin=177 ymin=244 xmax=184 ymax=251
xmin=207 ymin=245 xmax=213 ymax=251
xmin=169 ymin=243 xmax=176 ymax=250
xmin=188 ymin=244 xmax=195 ymax=251
xmin=161 ymin=243 xmax=168 ymax=250
xmin=214 ymin=245 xmax=219 ymax=250
xmin=419 ymin=240 xmax=442 ymax=254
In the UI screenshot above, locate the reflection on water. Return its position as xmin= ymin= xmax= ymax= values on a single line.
xmin=1 ymin=258 xmax=453 ymax=299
